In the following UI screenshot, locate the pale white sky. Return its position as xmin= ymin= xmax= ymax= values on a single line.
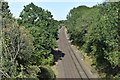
xmin=7 ymin=1 xmax=104 ymax=20
xmin=7 ymin=0 xmax=104 ymax=2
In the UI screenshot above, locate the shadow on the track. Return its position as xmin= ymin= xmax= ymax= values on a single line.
xmin=52 ymin=50 xmax=65 ymax=64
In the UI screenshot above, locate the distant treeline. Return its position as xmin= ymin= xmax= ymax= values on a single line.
xmin=65 ymin=2 xmax=120 ymax=78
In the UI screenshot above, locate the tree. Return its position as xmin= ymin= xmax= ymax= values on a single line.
xmin=18 ymin=3 xmax=58 ymax=65
xmin=0 ymin=1 xmax=34 ymax=78
xmin=66 ymin=2 xmax=120 ymax=78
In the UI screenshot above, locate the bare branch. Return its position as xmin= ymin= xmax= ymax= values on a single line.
xmin=13 ymin=35 xmax=20 ymax=62
xmin=0 ymin=69 xmax=10 ymax=78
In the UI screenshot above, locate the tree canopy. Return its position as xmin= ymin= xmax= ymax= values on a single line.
xmin=0 ymin=2 xmax=58 ymax=79
xmin=66 ymin=2 xmax=120 ymax=78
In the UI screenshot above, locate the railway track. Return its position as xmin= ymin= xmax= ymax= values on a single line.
xmin=63 ymin=28 xmax=90 ymax=80
xmin=57 ymin=26 xmax=97 ymax=79
xmin=58 ymin=27 xmax=95 ymax=80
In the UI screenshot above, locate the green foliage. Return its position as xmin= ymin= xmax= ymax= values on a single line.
xmin=38 ymin=66 xmax=56 ymax=80
xmin=1 ymin=1 xmax=12 ymax=18
xmin=18 ymin=3 xmax=58 ymax=66
xmin=0 ymin=1 xmax=35 ymax=78
xmin=66 ymin=2 xmax=120 ymax=78
xmin=0 ymin=1 xmax=58 ymax=79
xmin=1 ymin=15 xmax=34 ymax=78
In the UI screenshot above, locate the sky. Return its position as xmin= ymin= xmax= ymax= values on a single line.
xmin=8 ymin=0 xmax=104 ymax=20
